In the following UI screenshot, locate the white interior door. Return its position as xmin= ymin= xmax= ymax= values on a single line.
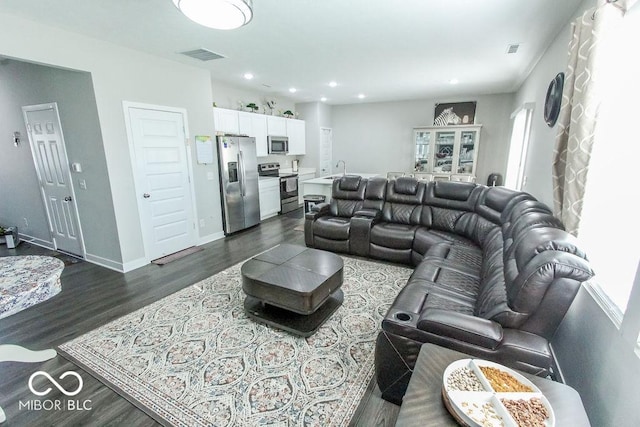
xmin=125 ymin=106 xmax=196 ymax=260
xmin=23 ymin=103 xmax=85 ymax=257
xmin=319 ymin=127 xmax=333 ymax=176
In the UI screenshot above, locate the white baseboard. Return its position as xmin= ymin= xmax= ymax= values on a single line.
xmin=84 ymin=252 xmax=129 ymax=273
xmin=121 ymin=257 xmax=149 ymax=273
xmin=16 ymin=234 xmax=55 ymax=250
xmin=198 ymin=231 xmax=225 ymax=246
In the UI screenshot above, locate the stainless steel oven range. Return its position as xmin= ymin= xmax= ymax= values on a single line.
xmin=257 ymin=163 xmax=299 ymax=214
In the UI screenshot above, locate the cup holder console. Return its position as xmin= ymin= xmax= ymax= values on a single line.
xmin=395 ymin=312 xmax=412 ymax=322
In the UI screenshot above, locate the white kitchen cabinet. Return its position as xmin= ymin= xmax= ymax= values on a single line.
xmin=239 ymin=111 xmax=268 ymax=157
xmin=297 ymin=171 xmax=316 ymax=205
xmin=213 ymin=107 xmax=240 ymax=134
xmin=286 ymin=119 xmax=306 ymax=155
xmin=258 ymin=178 xmax=280 ymax=220
xmin=413 ymin=124 xmax=481 ymax=179
xmin=267 ymin=116 xmax=287 ymax=136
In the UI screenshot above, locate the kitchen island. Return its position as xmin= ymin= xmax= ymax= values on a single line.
xmin=301 ymin=173 xmax=380 ymax=203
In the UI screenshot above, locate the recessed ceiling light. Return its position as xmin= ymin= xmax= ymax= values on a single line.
xmin=329 ymin=81 xmax=338 ymax=88
xmin=243 ymin=72 xmax=254 ymax=80
xmin=449 ymin=78 xmax=459 ymax=85
xmin=289 ymin=87 xmax=297 ymax=93
xmin=320 ymin=97 xmax=327 ymax=102
xmin=358 ymin=94 xmax=365 ymax=99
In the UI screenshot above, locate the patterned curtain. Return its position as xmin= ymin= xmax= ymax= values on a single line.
xmin=551 ymin=1 xmax=628 ymax=236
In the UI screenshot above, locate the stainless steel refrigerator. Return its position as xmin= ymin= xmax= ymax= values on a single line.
xmin=216 ymin=135 xmax=260 ymax=235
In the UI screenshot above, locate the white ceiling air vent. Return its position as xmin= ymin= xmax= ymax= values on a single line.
xmin=179 ymin=48 xmax=225 ymax=61
xmin=506 ymin=44 xmax=520 ymax=54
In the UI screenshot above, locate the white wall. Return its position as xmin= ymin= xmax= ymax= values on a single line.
xmin=0 ymin=12 xmax=219 ymax=270
xmin=329 ymin=94 xmax=514 ymax=184
xmin=211 ymin=79 xmax=296 ymax=114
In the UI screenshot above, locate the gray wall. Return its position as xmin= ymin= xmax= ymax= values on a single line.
xmin=39 ymin=64 xmax=121 ymax=263
xmin=0 ymin=60 xmax=53 ymax=245
xmin=329 ymin=94 xmax=514 ymax=185
xmin=0 ymin=60 xmax=120 ymax=262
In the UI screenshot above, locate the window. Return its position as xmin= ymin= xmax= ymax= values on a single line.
xmin=577 ymin=4 xmax=640 ymax=325
xmin=505 ymin=104 xmax=534 ymax=190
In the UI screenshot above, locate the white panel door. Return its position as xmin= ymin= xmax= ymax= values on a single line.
xmin=23 ymin=103 xmax=84 ymax=257
xmin=319 ymin=127 xmax=333 ymax=176
xmin=127 ymin=107 xmax=196 ymax=260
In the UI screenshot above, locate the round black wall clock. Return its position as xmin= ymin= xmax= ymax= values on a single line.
xmin=544 ymin=72 xmax=564 ymax=127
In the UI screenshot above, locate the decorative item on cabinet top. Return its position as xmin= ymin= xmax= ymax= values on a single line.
xmin=434 ymin=101 xmax=477 ymax=126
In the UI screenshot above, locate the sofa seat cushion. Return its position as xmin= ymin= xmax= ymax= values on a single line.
xmin=429 ymin=229 xmax=477 ymax=248
xmin=410 ymin=260 xmax=480 ymax=303
xmin=370 ymin=222 xmax=418 ymax=249
xmin=314 ymin=216 xmax=351 ymax=240
xmin=412 ymin=228 xmax=450 ymax=256
xmin=423 ymin=242 xmax=482 ymax=274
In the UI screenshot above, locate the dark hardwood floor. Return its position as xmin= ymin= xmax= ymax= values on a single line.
xmin=0 ymin=209 xmax=400 ymax=426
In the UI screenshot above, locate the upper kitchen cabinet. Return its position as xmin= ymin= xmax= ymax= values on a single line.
xmin=286 ymin=119 xmax=306 ymax=155
xmin=213 ymin=107 xmax=239 ymax=134
xmin=213 ymin=108 xmax=305 ymax=156
xmin=239 ymin=111 xmax=268 ymax=157
xmin=413 ymin=125 xmax=481 ymax=178
xmin=266 ymin=116 xmax=287 ymax=136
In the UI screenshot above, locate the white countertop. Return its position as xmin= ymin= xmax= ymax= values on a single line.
xmin=304 ymin=173 xmax=380 ymax=185
xmin=279 ymin=167 xmax=316 ymax=175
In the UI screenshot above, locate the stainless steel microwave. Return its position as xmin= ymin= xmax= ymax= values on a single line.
xmin=268 ymin=136 xmax=288 ymax=154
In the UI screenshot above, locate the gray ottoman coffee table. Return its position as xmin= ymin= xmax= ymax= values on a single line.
xmin=241 ymin=243 xmax=344 ymax=337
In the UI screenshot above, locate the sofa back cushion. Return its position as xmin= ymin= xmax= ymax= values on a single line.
xmin=363 ymin=177 xmax=388 ymax=211
xmin=473 ymin=229 xmax=525 ymax=326
xmin=503 ymin=212 xmax=565 ymax=256
xmin=476 ymin=186 xmax=534 ymax=225
xmin=330 ymin=175 xmax=366 ymax=217
xmin=381 ymin=177 xmax=425 ymax=224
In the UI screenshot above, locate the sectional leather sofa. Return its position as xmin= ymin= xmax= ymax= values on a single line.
xmin=304 ymin=175 xmax=594 ymax=405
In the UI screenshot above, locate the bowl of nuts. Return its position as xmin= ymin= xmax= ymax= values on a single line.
xmin=442 ymin=359 xmax=555 ymax=427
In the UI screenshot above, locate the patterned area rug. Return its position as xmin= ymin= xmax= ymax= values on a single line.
xmin=58 ymin=255 xmax=411 ymax=426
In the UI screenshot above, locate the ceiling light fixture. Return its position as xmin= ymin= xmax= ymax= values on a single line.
xmin=320 ymin=97 xmax=327 ymax=102
xmin=358 ymin=94 xmax=365 ymax=99
xmin=449 ymin=78 xmax=459 ymax=85
xmin=172 ymin=0 xmax=253 ymax=30
xmin=329 ymin=81 xmax=338 ymax=88
xmin=289 ymin=88 xmax=297 ymax=93
xmin=243 ymin=72 xmax=254 ymax=80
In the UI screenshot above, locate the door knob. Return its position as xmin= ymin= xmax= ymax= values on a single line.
xmin=64 ymin=196 xmax=72 ymax=202
xmin=143 ymin=193 xmax=151 ymax=198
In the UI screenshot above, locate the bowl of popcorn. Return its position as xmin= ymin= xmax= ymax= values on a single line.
xmin=442 ymin=359 xmax=554 ymax=427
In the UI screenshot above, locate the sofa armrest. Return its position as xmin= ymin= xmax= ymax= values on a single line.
xmin=354 ymin=208 xmax=381 ymax=220
xmin=417 ymin=308 xmax=503 ymax=350
xmin=305 ymin=202 xmax=330 ymax=220
xmin=350 ymin=209 xmax=380 ymax=257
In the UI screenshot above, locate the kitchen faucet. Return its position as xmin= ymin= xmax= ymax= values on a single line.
xmin=336 ymin=160 xmax=346 ymax=176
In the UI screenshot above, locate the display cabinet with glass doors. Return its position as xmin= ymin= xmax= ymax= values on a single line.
xmin=413 ymin=125 xmax=481 ymax=179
